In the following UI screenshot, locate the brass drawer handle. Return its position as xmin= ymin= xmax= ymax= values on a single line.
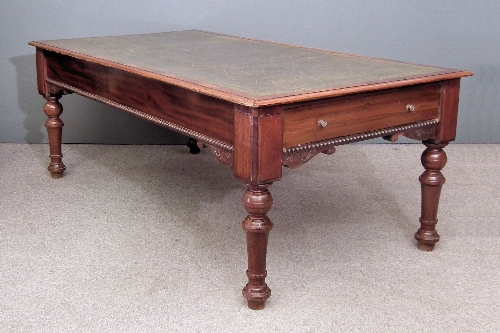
xmin=406 ymin=104 xmax=416 ymax=112
xmin=318 ymin=119 xmax=328 ymax=128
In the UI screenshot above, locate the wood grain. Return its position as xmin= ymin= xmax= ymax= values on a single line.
xmin=233 ymin=106 xmax=283 ymax=184
xmin=283 ymin=83 xmax=440 ymax=147
xmin=44 ymin=51 xmax=235 ymax=144
xmin=435 ymin=79 xmax=461 ymax=143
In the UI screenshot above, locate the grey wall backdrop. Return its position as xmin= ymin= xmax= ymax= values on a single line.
xmin=1 ymin=1 xmax=499 ymax=144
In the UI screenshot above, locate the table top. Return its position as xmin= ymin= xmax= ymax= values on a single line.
xmin=30 ymin=30 xmax=472 ymax=107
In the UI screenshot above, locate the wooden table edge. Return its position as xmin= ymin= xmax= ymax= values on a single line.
xmin=28 ymin=40 xmax=472 ymax=108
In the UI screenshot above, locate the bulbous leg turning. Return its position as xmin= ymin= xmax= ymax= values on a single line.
xmin=415 ymin=141 xmax=448 ymax=251
xmin=241 ymin=184 xmax=273 ymax=310
xmin=44 ymin=95 xmax=66 ymax=179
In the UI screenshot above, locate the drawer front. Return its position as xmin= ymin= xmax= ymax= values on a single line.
xmin=283 ymin=83 xmax=440 ymax=147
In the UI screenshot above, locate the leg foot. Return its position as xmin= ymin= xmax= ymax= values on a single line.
xmin=247 ymin=300 xmax=266 ymax=311
xmin=417 ymin=241 xmax=436 ymax=252
xmin=241 ymin=184 xmax=273 ymax=310
xmin=187 ymin=138 xmax=201 ymax=154
xmin=415 ymin=141 xmax=448 ymax=251
xmin=44 ymin=96 xmax=66 ymax=178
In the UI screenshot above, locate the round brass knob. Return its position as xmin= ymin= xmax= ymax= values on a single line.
xmin=406 ymin=104 xmax=416 ymax=112
xmin=318 ymin=119 xmax=328 ymax=128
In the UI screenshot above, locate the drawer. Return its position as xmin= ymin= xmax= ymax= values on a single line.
xmin=283 ymin=83 xmax=440 ymax=148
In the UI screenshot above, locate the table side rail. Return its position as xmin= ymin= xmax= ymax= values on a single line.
xmin=42 ymin=50 xmax=235 ymax=146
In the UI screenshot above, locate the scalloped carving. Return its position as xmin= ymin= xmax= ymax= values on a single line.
xmin=283 ymin=146 xmax=336 ymax=169
xmin=383 ymin=123 xmax=438 ymax=142
xmin=402 ymin=124 xmax=438 ymax=141
xmin=207 ymin=144 xmax=234 ymax=166
xmin=283 ymin=119 xmax=439 ymax=169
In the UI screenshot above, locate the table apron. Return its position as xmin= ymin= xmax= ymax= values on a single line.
xmin=43 ymin=51 xmax=235 ymax=146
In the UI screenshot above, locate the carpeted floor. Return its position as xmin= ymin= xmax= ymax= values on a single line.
xmin=1 ymin=143 xmax=499 ymax=332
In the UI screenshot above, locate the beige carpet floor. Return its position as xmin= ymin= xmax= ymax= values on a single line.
xmin=1 ymin=143 xmax=499 ymax=332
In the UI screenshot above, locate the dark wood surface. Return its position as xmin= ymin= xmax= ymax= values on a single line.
xmin=30 ymin=30 xmax=472 ymax=310
xmin=282 ymin=82 xmax=441 ymax=147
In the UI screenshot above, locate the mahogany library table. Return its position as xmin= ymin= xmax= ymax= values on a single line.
xmin=30 ymin=30 xmax=472 ymax=310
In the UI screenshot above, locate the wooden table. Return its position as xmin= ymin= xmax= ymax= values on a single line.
xmin=30 ymin=30 xmax=472 ymax=310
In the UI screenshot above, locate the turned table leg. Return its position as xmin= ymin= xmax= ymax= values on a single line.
xmin=241 ymin=184 xmax=273 ymax=310
xmin=44 ymin=95 xmax=66 ymax=179
xmin=415 ymin=141 xmax=448 ymax=251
